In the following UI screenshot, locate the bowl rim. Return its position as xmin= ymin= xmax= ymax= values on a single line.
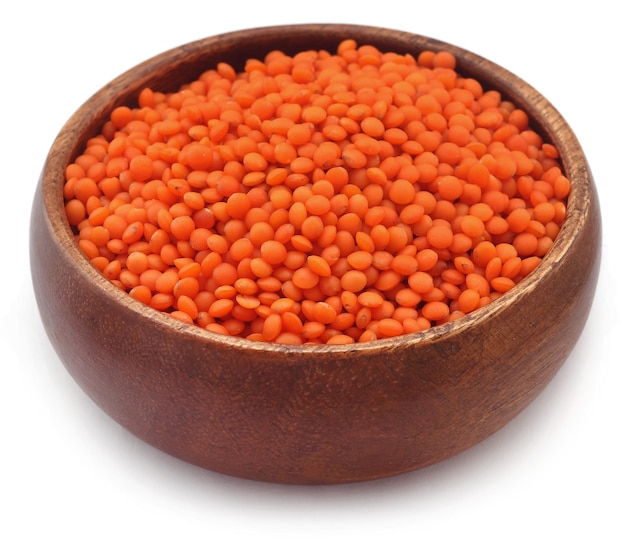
xmin=37 ymin=23 xmax=595 ymax=356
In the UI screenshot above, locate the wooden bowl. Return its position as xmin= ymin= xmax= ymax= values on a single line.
xmin=30 ymin=24 xmax=601 ymax=484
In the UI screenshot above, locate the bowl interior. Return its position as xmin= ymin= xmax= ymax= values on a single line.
xmin=41 ymin=23 xmax=594 ymax=354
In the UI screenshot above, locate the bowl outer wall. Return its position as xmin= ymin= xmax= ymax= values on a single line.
xmin=29 ymin=24 xmax=601 ymax=484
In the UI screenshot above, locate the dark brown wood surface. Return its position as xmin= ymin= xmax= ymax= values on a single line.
xmin=29 ymin=24 xmax=601 ymax=484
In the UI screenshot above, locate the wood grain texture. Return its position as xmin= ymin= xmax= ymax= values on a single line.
xmin=30 ymin=24 xmax=601 ymax=484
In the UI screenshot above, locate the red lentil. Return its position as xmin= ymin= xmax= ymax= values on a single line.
xmin=64 ymin=40 xmax=570 ymax=344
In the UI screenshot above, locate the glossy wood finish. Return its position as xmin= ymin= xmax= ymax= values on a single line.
xmin=30 ymin=24 xmax=601 ymax=484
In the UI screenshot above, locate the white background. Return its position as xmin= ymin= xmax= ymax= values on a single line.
xmin=2 ymin=1 xmax=622 ymax=541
